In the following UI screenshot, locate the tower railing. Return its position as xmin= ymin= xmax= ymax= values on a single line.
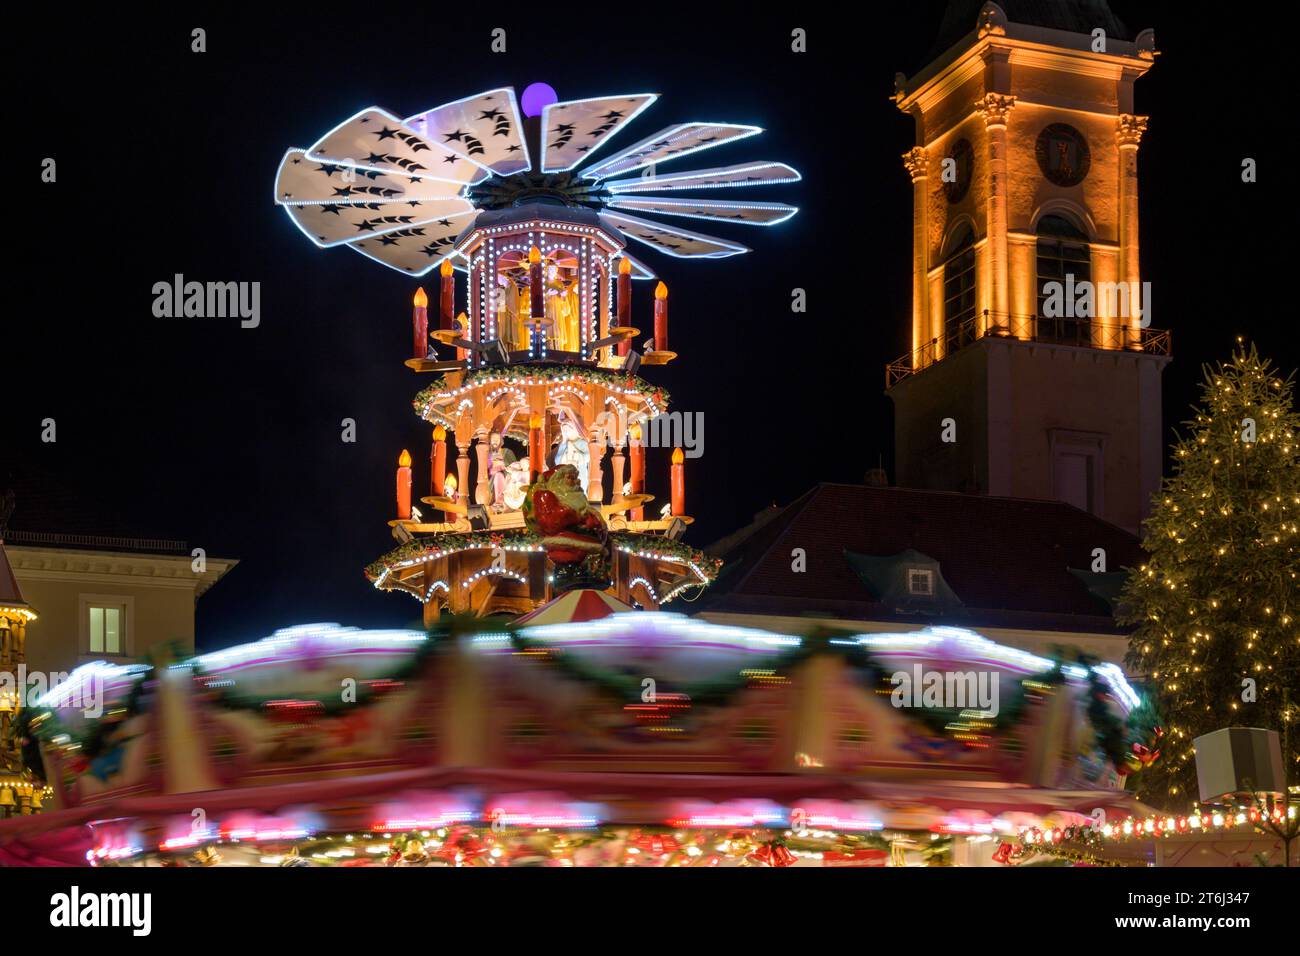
xmin=885 ymin=311 xmax=1171 ymax=388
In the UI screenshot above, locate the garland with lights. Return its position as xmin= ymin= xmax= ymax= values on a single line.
xmin=188 ymin=615 xmax=503 ymax=714
xmin=364 ymin=528 xmax=723 ymax=588
xmin=27 ymin=669 xmax=149 ymax=771
xmin=1118 ymin=342 xmax=1300 ymax=807
xmin=413 ymin=365 xmax=669 ymax=422
xmin=92 ymin=824 xmax=953 ymax=868
xmin=499 ymin=625 xmax=1158 ymax=763
xmin=826 ymin=628 xmax=1064 ymax=741
xmin=191 ymin=633 xmax=438 ymax=714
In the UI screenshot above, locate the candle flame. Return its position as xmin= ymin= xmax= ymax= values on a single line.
xmin=398 ymin=449 xmax=412 ymax=468
xmin=618 ymin=257 xmax=632 ymax=275
xmin=433 ymin=425 xmax=446 ymax=441
xmin=528 ymin=246 xmax=541 ymax=264
xmin=439 ymin=259 xmax=454 ymax=278
xmin=672 ymin=447 xmax=684 ymax=465
xmin=655 ymin=281 xmax=668 ymax=300
xmin=456 ymin=312 xmax=468 ymax=329
xmin=412 ymin=287 xmax=428 ymax=308
xmin=629 ymin=423 xmax=642 ymax=441
xmin=529 ymin=413 xmax=544 ymax=429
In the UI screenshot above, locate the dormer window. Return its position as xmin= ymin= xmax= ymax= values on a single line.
xmin=907 ymin=568 xmax=935 ymax=597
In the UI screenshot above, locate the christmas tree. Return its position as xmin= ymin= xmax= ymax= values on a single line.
xmin=1121 ymin=342 xmax=1300 ymax=806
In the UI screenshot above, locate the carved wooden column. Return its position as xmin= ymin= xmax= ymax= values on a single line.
xmin=474 ymin=429 xmax=491 ymax=505
xmin=586 ymin=429 xmax=605 ymax=502
xmin=455 ymin=436 xmax=471 ymax=506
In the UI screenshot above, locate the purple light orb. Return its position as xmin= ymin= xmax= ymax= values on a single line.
xmin=521 ymin=82 xmax=558 ymax=118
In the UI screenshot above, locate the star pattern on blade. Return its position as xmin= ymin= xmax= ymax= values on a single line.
xmin=275 ymin=89 xmax=798 ymax=274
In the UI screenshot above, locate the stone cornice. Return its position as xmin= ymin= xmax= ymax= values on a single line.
xmin=6 ymin=546 xmax=236 ymax=598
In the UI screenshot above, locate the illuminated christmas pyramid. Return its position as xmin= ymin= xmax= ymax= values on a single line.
xmin=274 ymin=83 xmax=799 ymax=622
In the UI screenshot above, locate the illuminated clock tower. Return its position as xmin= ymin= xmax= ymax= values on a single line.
xmin=887 ymin=0 xmax=1169 ymax=535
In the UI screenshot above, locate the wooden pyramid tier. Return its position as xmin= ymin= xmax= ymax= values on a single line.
xmin=366 ymin=529 xmax=720 ymax=622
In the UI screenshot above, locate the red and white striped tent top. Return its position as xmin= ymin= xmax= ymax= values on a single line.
xmin=511 ymin=589 xmax=634 ymax=628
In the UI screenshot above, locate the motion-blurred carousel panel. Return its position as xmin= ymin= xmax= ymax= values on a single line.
xmin=8 ymin=621 xmax=1164 ymax=866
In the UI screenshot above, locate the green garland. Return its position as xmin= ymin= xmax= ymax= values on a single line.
xmin=1083 ymin=659 xmax=1162 ymax=772
xmin=188 ymin=615 xmax=507 ymax=714
xmin=28 ymin=667 xmax=148 ymax=758
xmin=823 ymin=627 xmax=1065 ymax=739
xmin=191 ymin=635 xmax=442 ymax=715
xmin=502 ymin=625 xmax=1160 ymax=774
xmin=413 ymin=364 xmax=670 ymax=421
xmin=365 ymin=528 xmax=722 ymax=584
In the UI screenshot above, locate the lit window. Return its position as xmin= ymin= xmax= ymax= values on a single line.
xmin=1036 ymin=214 xmax=1091 ymax=344
xmin=88 ymin=604 xmax=124 ymax=655
xmin=907 ymin=569 xmax=935 ymax=597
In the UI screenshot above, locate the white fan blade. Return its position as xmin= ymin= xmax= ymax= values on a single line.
xmin=343 ymin=212 xmax=478 ymax=275
xmin=608 ymin=197 xmax=797 ymax=226
xmin=603 ymin=161 xmax=801 ymax=193
xmin=306 ymin=108 xmax=488 ymax=184
xmin=405 ymin=88 xmax=530 ymax=176
xmin=281 ymin=198 xmax=475 ymax=247
xmin=274 ymin=149 xmax=468 ymax=204
xmin=540 ymin=93 xmax=657 ymax=173
xmin=602 ymin=211 xmax=750 ymax=259
xmin=582 ymin=122 xmax=761 ymax=180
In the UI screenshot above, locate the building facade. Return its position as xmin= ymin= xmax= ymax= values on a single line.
xmin=887 ymin=0 xmax=1168 ymax=535
xmin=4 ymin=532 xmax=234 ymax=676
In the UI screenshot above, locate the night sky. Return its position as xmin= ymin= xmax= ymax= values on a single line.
xmin=5 ymin=5 xmax=1293 ymax=650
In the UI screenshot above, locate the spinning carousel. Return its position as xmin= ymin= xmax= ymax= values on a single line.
xmin=273 ymin=82 xmax=799 ymax=621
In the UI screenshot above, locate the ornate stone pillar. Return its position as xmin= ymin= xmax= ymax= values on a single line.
xmin=1118 ymin=114 xmax=1148 ymax=348
xmin=977 ymin=93 xmax=1016 ymax=336
xmin=902 ymin=147 xmax=930 ymax=367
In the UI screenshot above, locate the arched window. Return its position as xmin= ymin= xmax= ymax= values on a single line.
xmin=1035 ymin=214 xmax=1091 ymax=344
xmin=942 ymin=225 xmax=976 ymax=355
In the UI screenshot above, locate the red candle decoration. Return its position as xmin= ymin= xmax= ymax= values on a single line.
xmin=528 ymin=246 xmax=543 ymax=319
xmin=629 ymin=422 xmax=645 ymax=521
xmin=654 ymin=281 xmax=668 ymax=353
xmin=431 ymin=426 xmax=447 ymax=517
xmin=616 ymin=256 xmax=632 ymax=356
xmin=439 ymin=258 xmax=455 ymax=331
xmin=455 ymin=312 xmax=469 ymax=363
xmin=396 ymin=449 xmax=413 ymax=519
xmin=412 ymin=287 xmax=428 ymax=359
xmin=670 ymin=446 xmax=685 ymax=516
xmin=529 ymin=413 xmax=544 ymax=480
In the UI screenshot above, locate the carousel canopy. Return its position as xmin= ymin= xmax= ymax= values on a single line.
xmin=510 ymin=589 xmax=633 ymax=628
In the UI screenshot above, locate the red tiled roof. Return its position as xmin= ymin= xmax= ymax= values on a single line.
xmin=0 ymin=539 xmax=30 ymax=609
xmin=702 ymin=484 xmax=1143 ymax=633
